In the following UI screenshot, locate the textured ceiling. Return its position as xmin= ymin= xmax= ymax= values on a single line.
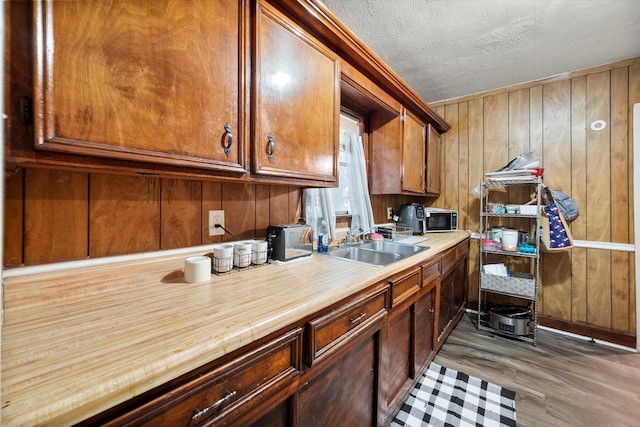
xmin=319 ymin=0 xmax=640 ymax=103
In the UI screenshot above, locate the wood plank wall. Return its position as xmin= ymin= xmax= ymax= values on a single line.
xmin=4 ymin=57 xmax=638 ymax=342
xmin=431 ymin=57 xmax=640 ymax=339
xmin=3 ymin=169 xmax=301 ymax=267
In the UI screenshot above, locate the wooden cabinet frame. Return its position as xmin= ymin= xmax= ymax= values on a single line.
xmin=72 ymin=238 xmax=469 ymax=426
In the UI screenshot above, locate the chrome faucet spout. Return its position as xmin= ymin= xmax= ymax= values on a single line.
xmin=345 ymin=226 xmax=377 ymax=243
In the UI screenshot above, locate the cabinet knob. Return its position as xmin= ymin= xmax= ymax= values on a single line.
xmin=266 ymin=133 xmax=275 ymax=162
xmin=222 ymin=123 xmax=233 ymax=157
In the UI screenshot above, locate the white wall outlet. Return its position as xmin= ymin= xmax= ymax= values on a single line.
xmin=208 ymin=210 xmax=225 ymax=236
xmin=387 ymin=207 xmax=393 ymax=220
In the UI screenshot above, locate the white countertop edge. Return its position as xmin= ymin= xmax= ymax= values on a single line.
xmin=2 ymin=243 xmax=258 ymax=278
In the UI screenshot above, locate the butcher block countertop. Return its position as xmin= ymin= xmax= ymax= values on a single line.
xmin=1 ymin=230 xmax=469 ymax=426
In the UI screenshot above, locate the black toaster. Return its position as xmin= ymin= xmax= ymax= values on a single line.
xmin=266 ymin=224 xmax=313 ymax=262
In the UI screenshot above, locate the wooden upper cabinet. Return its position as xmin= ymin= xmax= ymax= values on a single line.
xmin=369 ymin=110 xmax=403 ymax=194
xmin=252 ymin=1 xmax=340 ymax=184
xmin=425 ymin=124 xmax=442 ymax=195
xmin=33 ymin=0 xmax=246 ymax=173
xmin=402 ymin=110 xmax=427 ymax=194
xmin=369 ymin=107 xmax=432 ymax=195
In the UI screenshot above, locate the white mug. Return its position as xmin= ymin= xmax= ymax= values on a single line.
xmin=251 ymin=240 xmax=268 ymax=265
xmin=234 ymin=242 xmax=252 ymax=268
xmin=212 ymin=244 xmax=234 ymax=273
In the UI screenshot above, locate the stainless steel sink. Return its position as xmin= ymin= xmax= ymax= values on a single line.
xmin=359 ymin=240 xmax=426 ymax=256
xmin=323 ymin=240 xmax=429 ymax=267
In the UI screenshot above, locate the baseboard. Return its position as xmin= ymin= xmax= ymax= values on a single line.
xmin=466 ymin=300 xmax=636 ymax=349
xmin=537 ymin=315 xmax=636 ymax=349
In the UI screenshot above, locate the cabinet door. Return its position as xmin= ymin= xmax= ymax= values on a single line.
xmin=33 ymin=0 xmax=246 ymax=173
xmin=253 ymin=1 xmax=339 ymax=184
xmin=369 ymin=111 xmax=403 ymax=194
xmin=437 ymin=275 xmax=452 ymax=344
xmin=402 ymin=110 xmax=426 ymax=193
xmin=425 ymin=124 xmax=442 ymax=195
xmin=451 ymin=258 xmax=467 ymax=316
xmin=387 ymin=306 xmax=412 ymax=414
xmin=300 ymin=285 xmax=387 ymax=427
xmin=415 ymin=259 xmax=437 ymax=375
xmin=414 ymin=287 xmax=436 ymax=373
xmin=386 ymin=269 xmax=420 ymax=415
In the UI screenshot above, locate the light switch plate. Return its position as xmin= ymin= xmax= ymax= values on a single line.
xmin=208 ymin=210 xmax=225 ymax=236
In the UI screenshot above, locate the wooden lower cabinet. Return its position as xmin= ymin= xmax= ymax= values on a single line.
xmin=82 ymin=239 xmax=470 ymax=427
xmin=415 ymin=261 xmax=439 ymax=374
xmin=246 ymin=398 xmax=292 ymax=427
xmin=384 ymin=267 xmax=421 ymax=421
xmin=297 ymin=323 xmax=385 ymax=427
xmin=89 ymin=328 xmax=302 ymax=427
xmin=436 ymin=240 xmax=469 ymax=348
xmin=298 ymin=283 xmax=388 ymax=427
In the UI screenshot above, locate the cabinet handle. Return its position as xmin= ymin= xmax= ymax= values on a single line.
xmin=192 ymin=390 xmax=237 ymax=420
xmin=267 ymin=133 xmax=275 ymax=162
xmin=223 ymin=123 xmax=233 ymax=157
xmin=349 ymin=312 xmax=366 ymax=324
xmin=429 ymin=308 xmax=435 ymax=313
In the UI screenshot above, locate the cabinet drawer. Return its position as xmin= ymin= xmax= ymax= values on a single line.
xmin=441 ymin=241 xmax=469 ymax=275
xmin=421 ymin=259 xmax=440 ymax=288
xmin=388 ymin=267 xmax=420 ymax=307
xmin=115 ymin=328 xmax=302 ymax=426
xmin=307 ymin=285 xmax=388 ymax=366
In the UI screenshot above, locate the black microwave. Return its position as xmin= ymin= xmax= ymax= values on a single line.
xmin=423 ymin=208 xmax=458 ymax=232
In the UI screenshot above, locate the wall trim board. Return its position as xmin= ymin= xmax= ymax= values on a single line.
xmin=538 ymin=315 xmax=636 ymax=349
xmin=572 ymin=240 xmax=635 ymax=252
xmin=634 ymin=102 xmax=640 ymax=351
xmin=431 ymin=56 xmax=640 ymax=107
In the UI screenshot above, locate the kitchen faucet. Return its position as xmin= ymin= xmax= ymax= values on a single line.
xmin=345 ymin=226 xmax=377 ymax=243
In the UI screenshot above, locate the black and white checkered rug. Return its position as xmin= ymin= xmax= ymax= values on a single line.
xmin=391 ymin=362 xmax=517 ymax=427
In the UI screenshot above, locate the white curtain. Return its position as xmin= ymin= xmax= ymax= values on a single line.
xmin=304 ymin=130 xmax=374 ymax=240
xmin=344 ymin=131 xmax=375 ymax=235
xmin=304 ymin=188 xmax=336 ymax=240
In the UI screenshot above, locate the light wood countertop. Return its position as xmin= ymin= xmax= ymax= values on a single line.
xmin=1 ymin=231 xmax=469 ymax=426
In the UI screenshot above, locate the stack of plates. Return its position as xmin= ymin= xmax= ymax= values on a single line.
xmin=484 ymin=169 xmax=540 ymax=180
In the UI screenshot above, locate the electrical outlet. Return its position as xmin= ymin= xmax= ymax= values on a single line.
xmin=387 ymin=207 xmax=393 ymax=220
xmin=208 ymin=210 xmax=225 ymax=236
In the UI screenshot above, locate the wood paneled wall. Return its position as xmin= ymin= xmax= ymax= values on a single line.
xmin=4 ymin=169 xmax=301 ymax=267
xmin=5 ymin=57 xmax=638 ymax=343
xmin=431 ymin=57 xmax=640 ymax=339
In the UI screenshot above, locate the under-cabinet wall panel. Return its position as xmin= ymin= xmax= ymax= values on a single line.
xmin=25 ymin=169 xmax=89 ymax=264
xmin=4 ymin=170 xmax=301 ymax=266
xmin=432 ymin=57 xmax=640 ymax=339
xmin=161 ymin=179 xmax=202 ymax=250
xmin=89 ymin=174 xmax=161 ymax=258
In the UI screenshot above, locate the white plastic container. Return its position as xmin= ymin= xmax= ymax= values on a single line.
xmin=519 ymin=205 xmax=538 ymax=216
xmin=501 ymin=229 xmax=518 ymax=251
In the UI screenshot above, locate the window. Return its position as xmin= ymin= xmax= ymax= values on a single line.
xmin=332 ymin=114 xmax=360 ymax=215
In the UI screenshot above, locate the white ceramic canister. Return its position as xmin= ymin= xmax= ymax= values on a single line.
xmin=212 ymin=244 xmax=234 ymax=273
xmin=233 ymin=242 xmax=253 ymax=268
xmin=184 ymin=256 xmax=212 ymax=283
xmin=501 ymin=229 xmax=519 ymax=251
xmin=251 ymin=240 xmax=268 ymax=265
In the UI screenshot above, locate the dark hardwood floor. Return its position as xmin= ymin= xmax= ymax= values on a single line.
xmin=434 ymin=314 xmax=640 ymax=427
